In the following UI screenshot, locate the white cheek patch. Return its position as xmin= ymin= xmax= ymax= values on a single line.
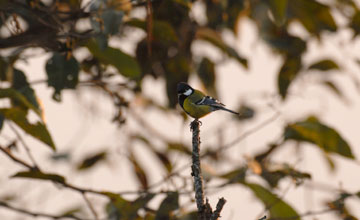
xmin=183 ymin=89 xmax=192 ymax=96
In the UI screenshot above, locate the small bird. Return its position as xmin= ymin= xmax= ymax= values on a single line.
xmin=177 ymin=82 xmax=239 ymax=119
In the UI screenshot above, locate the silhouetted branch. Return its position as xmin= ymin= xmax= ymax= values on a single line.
xmin=211 ymin=197 xmax=226 ymax=220
xmin=0 ymin=201 xmax=83 ymax=220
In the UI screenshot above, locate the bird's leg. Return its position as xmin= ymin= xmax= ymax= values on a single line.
xmin=190 ymin=119 xmax=202 ymax=131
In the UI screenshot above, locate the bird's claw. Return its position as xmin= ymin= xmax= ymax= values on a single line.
xmin=190 ymin=119 xmax=202 ymax=131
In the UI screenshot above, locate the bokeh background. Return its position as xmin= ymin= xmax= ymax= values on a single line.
xmin=0 ymin=0 xmax=360 ymax=219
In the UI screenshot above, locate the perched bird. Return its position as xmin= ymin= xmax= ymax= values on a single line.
xmin=177 ymin=82 xmax=239 ymax=119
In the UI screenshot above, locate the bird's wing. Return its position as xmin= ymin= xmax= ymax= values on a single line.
xmin=196 ymin=96 xmax=225 ymax=108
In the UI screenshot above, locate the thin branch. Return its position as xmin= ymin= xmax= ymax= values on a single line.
xmin=81 ymin=193 xmax=99 ymax=220
xmin=0 ymin=145 xmax=35 ymax=170
xmin=0 ymin=201 xmax=83 ymax=220
xmin=8 ymin=122 xmax=40 ymax=170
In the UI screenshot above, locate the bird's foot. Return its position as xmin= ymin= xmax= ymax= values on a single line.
xmin=190 ymin=119 xmax=202 ymax=131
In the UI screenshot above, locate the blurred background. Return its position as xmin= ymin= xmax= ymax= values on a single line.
xmin=0 ymin=0 xmax=360 ymax=219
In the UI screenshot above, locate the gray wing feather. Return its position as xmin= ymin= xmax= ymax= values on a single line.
xmin=196 ymin=96 xmax=225 ymax=108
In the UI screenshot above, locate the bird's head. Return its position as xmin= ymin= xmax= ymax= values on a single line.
xmin=177 ymin=82 xmax=194 ymax=97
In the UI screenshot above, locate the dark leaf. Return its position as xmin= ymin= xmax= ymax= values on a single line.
xmin=0 ymin=88 xmax=41 ymax=116
xmin=278 ymin=56 xmax=302 ymax=99
xmin=50 ymin=152 xmax=71 ymax=162
xmin=0 ymin=108 xmax=55 ymax=150
xmin=155 ymin=192 xmax=179 ymax=220
xmin=237 ymin=104 xmax=256 ymax=120
xmin=86 ymin=40 xmax=141 ymax=79
xmin=77 ymin=151 xmax=107 ymax=170
xmin=0 ymin=114 xmax=3 ymax=131
xmin=12 ymin=170 xmax=65 ymax=184
xmin=308 ymin=59 xmax=340 ymax=71
xmin=288 ymin=0 xmax=337 ymax=35
xmin=246 ymin=183 xmax=299 ymax=219
xmin=196 ymin=28 xmax=248 ymax=68
xmin=349 ymin=10 xmax=360 ymax=37
xmin=105 ymin=193 xmax=154 ymax=220
xmin=268 ymin=0 xmax=288 ymax=26
xmin=197 ymin=57 xmax=217 ymax=97
xmin=129 ymin=151 xmax=148 ymax=189
xmin=11 ymin=69 xmax=40 ymax=112
xmin=102 ymin=9 xmax=124 ymax=35
xmin=45 ymin=53 xmax=79 ymax=101
xmin=284 ymin=116 xmax=354 ymax=159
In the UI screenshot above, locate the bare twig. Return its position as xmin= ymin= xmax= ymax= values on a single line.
xmin=0 ymin=145 xmax=35 ymax=170
xmin=81 ymin=193 xmax=99 ymax=220
xmin=0 ymin=201 xmax=83 ymax=220
xmin=211 ymin=197 xmax=226 ymax=220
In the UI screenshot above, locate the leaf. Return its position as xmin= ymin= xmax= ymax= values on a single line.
xmin=246 ymin=183 xmax=299 ymax=219
xmin=308 ymin=59 xmax=340 ymax=71
xmin=196 ymin=28 xmax=248 ymax=68
xmin=45 ymin=53 xmax=79 ymax=101
xmin=0 ymin=88 xmax=41 ymax=116
xmin=126 ymin=19 xmax=178 ymax=43
xmin=129 ymin=151 xmax=148 ymax=189
xmin=197 ymin=57 xmax=217 ymax=97
xmin=155 ymin=192 xmax=179 ymax=220
xmin=0 ymin=108 xmax=55 ymax=150
xmin=268 ymin=0 xmax=288 ymax=26
xmin=77 ymin=151 xmax=107 ymax=171
xmin=11 ymin=69 xmax=40 ymax=112
xmin=105 ymin=193 xmax=154 ymax=220
xmin=12 ymin=170 xmax=65 ymax=184
xmin=288 ymin=0 xmax=337 ymax=35
xmin=237 ymin=104 xmax=256 ymax=121
xmin=349 ymin=10 xmax=360 ymax=37
xmin=167 ymin=142 xmax=191 ymax=155
xmin=277 ymin=56 xmax=302 ymax=99
xmin=284 ymin=116 xmax=354 ymax=159
xmin=86 ymin=39 xmax=141 ymax=79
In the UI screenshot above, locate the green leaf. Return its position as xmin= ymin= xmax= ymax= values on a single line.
xmin=12 ymin=69 xmax=40 ymax=111
xmin=350 ymin=10 xmax=360 ymax=37
xmin=308 ymin=59 xmax=340 ymax=71
xmin=12 ymin=170 xmax=65 ymax=184
xmin=284 ymin=116 xmax=354 ymax=159
xmin=277 ymin=56 xmax=302 ymax=99
xmin=321 ymin=80 xmax=345 ymax=101
xmin=268 ymin=0 xmax=288 ymax=26
xmin=105 ymin=193 xmax=154 ymax=220
xmin=246 ymin=183 xmax=299 ymax=219
xmin=45 ymin=53 xmax=79 ymax=101
xmin=288 ymin=0 xmax=337 ymax=35
xmin=86 ymin=40 xmax=141 ymax=79
xmin=197 ymin=57 xmax=217 ymax=97
xmin=0 ymin=88 xmax=41 ymax=116
xmin=126 ymin=19 xmax=178 ymax=43
xmin=77 ymin=151 xmax=107 ymax=171
xmin=155 ymin=192 xmax=179 ymax=220
xmin=196 ymin=28 xmax=248 ymax=68
xmin=0 ymin=108 xmax=55 ymax=150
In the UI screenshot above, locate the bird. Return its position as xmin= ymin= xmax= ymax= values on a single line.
xmin=177 ymin=82 xmax=239 ymax=119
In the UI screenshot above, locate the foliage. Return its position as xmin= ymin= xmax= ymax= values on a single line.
xmin=0 ymin=0 xmax=360 ymax=219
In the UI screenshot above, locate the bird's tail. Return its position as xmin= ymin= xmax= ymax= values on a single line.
xmin=219 ymin=107 xmax=239 ymax=115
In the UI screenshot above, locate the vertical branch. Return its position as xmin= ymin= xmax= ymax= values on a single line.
xmin=190 ymin=119 xmax=205 ymax=219
xmin=190 ymin=119 xmax=227 ymax=220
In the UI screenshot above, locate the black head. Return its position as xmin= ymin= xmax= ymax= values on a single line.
xmin=177 ymin=82 xmax=194 ymax=97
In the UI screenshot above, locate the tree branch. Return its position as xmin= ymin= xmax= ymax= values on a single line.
xmin=0 ymin=201 xmax=83 ymax=220
xmin=190 ymin=119 xmax=205 ymax=219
